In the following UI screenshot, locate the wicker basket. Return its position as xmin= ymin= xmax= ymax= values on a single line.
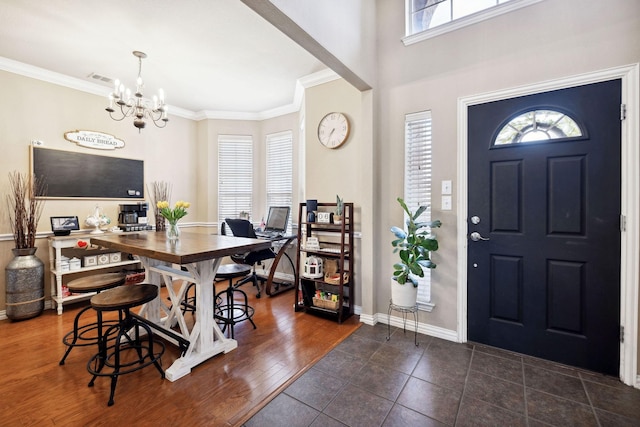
xmin=324 ymin=272 xmax=349 ymax=285
xmin=312 ymin=297 xmax=339 ymax=310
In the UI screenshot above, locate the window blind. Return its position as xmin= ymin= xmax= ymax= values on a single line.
xmin=404 ymin=111 xmax=433 ymax=305
xmin=218 ymin=135 xmax=253 ymax=224
xmin=266 ymin=131 xmax=293 ymax=232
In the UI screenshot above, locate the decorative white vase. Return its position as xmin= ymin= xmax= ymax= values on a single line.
xmin=391 ymin=278 xmax=418 ymax=308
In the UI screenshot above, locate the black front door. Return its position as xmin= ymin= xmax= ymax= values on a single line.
xmin=467 ymin=80 xmax=621 ymax=375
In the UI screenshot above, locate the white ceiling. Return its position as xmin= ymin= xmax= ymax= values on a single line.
xmin=0 ymin=0 xmax=327 ymax=118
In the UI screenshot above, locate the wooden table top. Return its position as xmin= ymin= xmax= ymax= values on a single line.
xmin=90 ymin=231 xmax=272 ymax=265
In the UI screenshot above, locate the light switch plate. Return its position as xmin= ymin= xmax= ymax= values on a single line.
xmin=442 ymin=180 xmax=452 ymax=195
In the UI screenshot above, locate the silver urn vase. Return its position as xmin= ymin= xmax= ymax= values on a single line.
xmin=5 ymin=247 xmax=45 ymax=320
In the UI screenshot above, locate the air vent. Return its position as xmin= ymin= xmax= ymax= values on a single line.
xmin=87 ymin=72 xmax=114 ymax=84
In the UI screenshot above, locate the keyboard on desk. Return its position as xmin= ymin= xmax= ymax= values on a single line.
xmin=255 ymin=231 xmax=284 ymax=239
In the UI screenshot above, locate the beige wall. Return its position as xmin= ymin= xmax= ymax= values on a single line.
xmin=303 ymin=79 xmax=375 ymax=309
xmin=375 ymin=0 xmax=640 ymax=333
xmin=0 ymin=70 xmax=298 ymax=311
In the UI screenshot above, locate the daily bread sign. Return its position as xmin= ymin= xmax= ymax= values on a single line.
xmin=64 ymin=130 xmax=125 ymax=150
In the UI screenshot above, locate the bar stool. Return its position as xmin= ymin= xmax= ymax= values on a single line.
xmin=213 ymin=264 xmax=255 ymax=339
xmin=59 ymin=272 xmax=127 ymax=365
xmin=87 ymin=284 xmax=165 ymax=406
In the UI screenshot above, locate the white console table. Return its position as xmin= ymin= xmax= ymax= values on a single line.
xmin=48 ymin=232 xmax=140 ymax=314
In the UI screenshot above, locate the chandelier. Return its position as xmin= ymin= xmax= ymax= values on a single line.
xmin=106 ymin=51 xmax=168 ymax=130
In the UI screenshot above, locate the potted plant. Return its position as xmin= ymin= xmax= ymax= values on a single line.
xmin=5 ymin=171 xmax=47 ymax=320
xmin=390 ymin=197 xmax=441 ymax=307
xmin=333 ymin=194 xmax=344 ymax=224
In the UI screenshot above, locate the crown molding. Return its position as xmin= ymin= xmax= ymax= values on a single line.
xmin=0 ymin=56 xmax=106 ymax=96
xmin=298 ymin=68 xmax=340 ymax=89
xmin=0 ymin=55 xmax=336 ymax=122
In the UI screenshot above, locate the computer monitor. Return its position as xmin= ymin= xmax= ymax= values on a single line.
xmin=264 ymin=206 xmax=290 ymax=232
xmin=50 ymin=216 xmax=80 ymax=236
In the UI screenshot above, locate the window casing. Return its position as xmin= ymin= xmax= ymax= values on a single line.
xmin=404 ymin=111 xmax=434 ymax=308
xmin=265 ymin=131 xmax=293 ymax=233
xmin=218 ymin=135 xmax=253 ymax=225
xmin=404 ymin=0 xmax=545 ymax=45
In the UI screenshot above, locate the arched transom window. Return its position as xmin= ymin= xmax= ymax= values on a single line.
xmin=494 ymin=109 xmax=584 ymax=146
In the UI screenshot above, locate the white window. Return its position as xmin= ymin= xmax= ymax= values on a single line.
xmin=404 ymin=111 xmax=434 ymax=308
xmin=218 ymin=135 xmax=253 ymax=225
xmin=494 ymin=109 xmax=584 ymax=146
xmin=404 ymin=0 xmax=544 ymax=45
xmin=266 ymin=131 xmax=293 ymax=233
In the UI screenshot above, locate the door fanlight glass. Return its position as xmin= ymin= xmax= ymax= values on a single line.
xmin=494 ymin=109 xmax=583 ymax=145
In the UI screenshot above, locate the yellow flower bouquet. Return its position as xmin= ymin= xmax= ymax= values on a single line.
xmin=157 ymin=201 xmax=190 ymax=241
xmin=157 ymin=200 xmax=190 ymax=223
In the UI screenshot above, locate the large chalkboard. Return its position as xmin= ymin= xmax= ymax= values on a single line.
xmin=31 ymin=147 xmax=144 ymax=199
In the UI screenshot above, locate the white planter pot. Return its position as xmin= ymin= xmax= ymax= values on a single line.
xmin=391 ymin=278 xmax=418 ymax=308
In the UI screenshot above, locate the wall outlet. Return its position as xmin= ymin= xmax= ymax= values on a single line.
xmin=442 ymin=195 xmax=452 ymax=211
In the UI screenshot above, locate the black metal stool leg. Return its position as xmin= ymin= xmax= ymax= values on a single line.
xmin=107 ymin=321 xmax=124 ymax=406
xmin=236 ymin=288 xmax=257 ymax=330
xmin=137 ymin=320 xmax=165 ymax=378
xmin=59 ymin=304 xmax=93 ymax=365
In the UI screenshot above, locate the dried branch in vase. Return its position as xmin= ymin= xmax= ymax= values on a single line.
xmin=147 ymin=181 xmax=172 ymax=231
xmin=6 ymin=171 xmax=47 ymax=249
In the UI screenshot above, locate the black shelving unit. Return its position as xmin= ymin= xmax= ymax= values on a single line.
xmin=294 ymin=201 xmax=354 ymax=323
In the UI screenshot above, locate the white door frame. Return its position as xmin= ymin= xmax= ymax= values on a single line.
xmin=457 ymin=64 xmax=640 ymax=387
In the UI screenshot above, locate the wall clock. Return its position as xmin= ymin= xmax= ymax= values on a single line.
xmin=317 ymin=112 xmax=350 ymax=149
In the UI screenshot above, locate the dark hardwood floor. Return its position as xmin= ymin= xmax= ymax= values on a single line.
xmin=0 ymin=280 xmax=360 ymax=426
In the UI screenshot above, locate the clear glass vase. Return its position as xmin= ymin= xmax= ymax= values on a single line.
xmin=166 ymin=221 xmax=180 ymax=241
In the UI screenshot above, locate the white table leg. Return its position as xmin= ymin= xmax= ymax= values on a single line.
xmin=136 ymin=256 xmax=238 ymax=381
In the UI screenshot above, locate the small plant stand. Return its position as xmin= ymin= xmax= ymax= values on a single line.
xmin=386 ymin=300 xmax=419 ymax=346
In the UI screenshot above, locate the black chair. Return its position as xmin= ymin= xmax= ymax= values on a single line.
xmin=224 ymin=218 xmax=276 ymax=298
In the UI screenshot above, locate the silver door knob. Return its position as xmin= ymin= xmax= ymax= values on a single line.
xmin=470 ymin=231 xmax=490 ymax=241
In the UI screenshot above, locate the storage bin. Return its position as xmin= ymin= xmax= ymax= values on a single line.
xmin=69 ymin=258 xmax=81 ymax=270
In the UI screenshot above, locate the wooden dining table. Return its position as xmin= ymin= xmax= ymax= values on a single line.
xmin=90 ymin=231 xmax=272 ymax=382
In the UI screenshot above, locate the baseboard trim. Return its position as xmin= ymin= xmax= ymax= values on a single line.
xmin=358 ymin=310 xmax=458 ymax=343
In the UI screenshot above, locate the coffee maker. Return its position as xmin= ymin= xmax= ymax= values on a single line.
xmin=118 ymin=202 xmax=153 ymax=231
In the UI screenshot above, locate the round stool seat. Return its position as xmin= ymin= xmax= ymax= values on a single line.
xmin=215 ymin=264 xmax=251 ymax=279
xmin=67 ymin=273 xmax=126 ymax=294
xmin=91 ymin=284 xmax=158 ymax=312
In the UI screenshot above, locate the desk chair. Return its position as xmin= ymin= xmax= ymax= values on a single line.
xmin=224 ymin=218 xmax=276 ymax=298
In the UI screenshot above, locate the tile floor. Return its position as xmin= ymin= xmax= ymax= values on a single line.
xmin=245 ymin=323 xmax=640 ymax=426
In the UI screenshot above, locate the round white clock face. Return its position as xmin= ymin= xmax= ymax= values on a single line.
xmin=318 ymin=112 xmax=350 ymax=149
